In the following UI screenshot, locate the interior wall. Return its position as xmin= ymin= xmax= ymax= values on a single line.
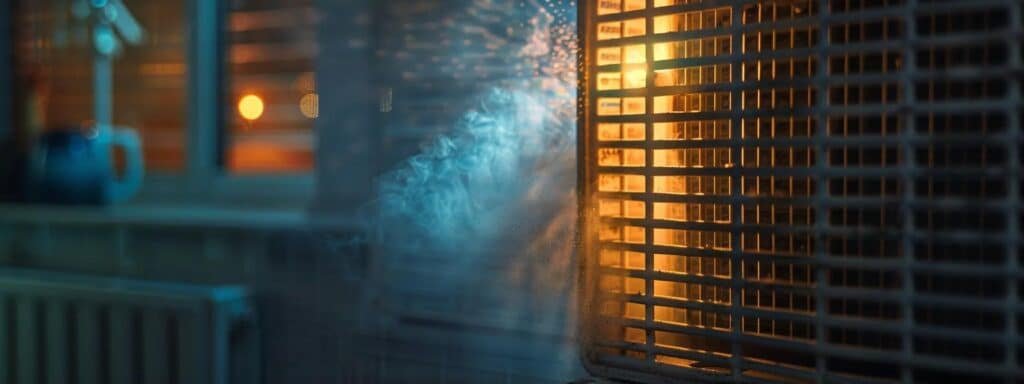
xmin=0 ymin=219 xmax=368 ymax=383
xmin=0 ymin=216 xmax=581 ymax=383
xmin=0 ymin=0 xmax=583 ymax=382
xmin=366 ymin=0 xmax=582 ymax=381
xmin=312 ymin=0 xmax=378 ymax=214
xmin=316 ymin=0 xmax=583 ymax=381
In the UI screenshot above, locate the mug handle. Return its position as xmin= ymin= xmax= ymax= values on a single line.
xmin=108 ymin=128 xmax=145 ymax=203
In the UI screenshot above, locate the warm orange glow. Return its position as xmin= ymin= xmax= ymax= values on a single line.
xmin=299 ymin=93 xmax=319 ymax=118
xmin=623 ymin=45 xmax=645 ymax=63
xmin=590 ymin=4 xmax=741 ymax=369
xmin=624 ymin=66 xmax=646 ymax=88
xmin=228 ymin=141 xmax=314 ymax=173
xmin=238 ymin=94 xmax=264 ymax=121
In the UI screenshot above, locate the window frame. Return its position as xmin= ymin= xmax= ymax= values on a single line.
xmin=2 ymin=0 xmax=316 ymax=208
xmin=0 ymin=5 xmax=11 ymax=147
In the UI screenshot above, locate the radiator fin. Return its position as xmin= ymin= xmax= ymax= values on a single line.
xmin=0 ymin=269 xmax=253 ymax=384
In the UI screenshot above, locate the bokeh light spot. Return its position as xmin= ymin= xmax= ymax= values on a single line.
xmin=238 ymin=94 xmax=264 ymax=121
xmin=299 ymin=93 xmax=319 ymax=119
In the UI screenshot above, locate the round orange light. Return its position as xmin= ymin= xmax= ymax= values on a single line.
xmin=238 ymin=94 xmax=264 ymax=121
xmin=299 ymin=93 xmax=319 ymax=118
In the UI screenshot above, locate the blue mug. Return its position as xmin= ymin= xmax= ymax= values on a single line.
xmin=24 ymin=125 xmax=144 ymax=205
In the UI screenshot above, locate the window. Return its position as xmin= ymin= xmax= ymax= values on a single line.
xmin=10 ymin=0 xmax=317 ymax=183
xmin=225 ymin=0 xmax=319 ymax=173
xmin=14 ymin=0 xmax=187 ymax=171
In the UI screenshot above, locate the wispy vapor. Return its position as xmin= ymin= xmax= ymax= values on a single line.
xmin=368 ymin=1 xmax=582 ymax=380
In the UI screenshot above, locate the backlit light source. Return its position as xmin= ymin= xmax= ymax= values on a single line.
xmin=237 ymin=94 xmax=264 ymax=121
xmin=582 ymin=3 xmax=744 ymax=378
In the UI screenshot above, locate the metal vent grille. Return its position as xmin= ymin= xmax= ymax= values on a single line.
xmin=578 ymin=0 xmax=1023 ymax=382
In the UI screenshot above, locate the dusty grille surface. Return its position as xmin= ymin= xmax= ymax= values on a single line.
xmin=578 ymin=0 xmax=1024 ymax=382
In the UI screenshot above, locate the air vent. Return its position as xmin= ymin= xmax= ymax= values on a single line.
xmin=579 ymin=0 xmax=1023 ymax=382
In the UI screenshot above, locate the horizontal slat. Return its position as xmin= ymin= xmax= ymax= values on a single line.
xmin=599 ymin=313 xmax=1021 ymax=377
xmin=595 ymin=70 xmax=1021 ymax=98
xmin=599 ymin=217 xmax=1016 ymax=243
xmin=596 ymin=164 xmax=1010 ymax=177
xmin=595 ymin=136 xmax=1021 ymax=149
xmin=602 ymin=254 xmax=1013 ymax=279
xmin=594 ymin=193 xmax=1019 ymax=212
xmin=0 ymin=269 xmax=246 ymax=306
xmin=594 ymin=0 xmax=1016 ymax=24
xmin=591 ymin=100 xmax=1021 ymax=123
xmin=596 ymin=19 xmax=1019 ymax=51
xmin=594 ymin=353 xmax=738 ymax=384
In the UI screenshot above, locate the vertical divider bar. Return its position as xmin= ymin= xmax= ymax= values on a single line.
xmin=178 ymin=310 xmax=204 ymax=384
xmin=812 ymin=0 xmax=830 ymax=382
xmin=142 ymin=310 xmax=169 ymax=384
xmin=898 ymin=0 xmax=919 ymax=382
xmin=728 ymin=1 xmax=745 ymax=380
xmin=0 ymin=293 xmax=8 ymax=384
xmin=211 ymin=306 xmax=229 ymax=384
xmin=46 ymin=300 xmax=69 ymax=384
xmin=109 ymin=306 xmax=133 ymax=384
xmin=76 ymin=303 xmax=99 ymax=384
xmin=0 ymin=2 xmax=12 ymax=141
xmin=186 ymin=0 xmax=226 ymax=187
xmin=643 ymin=0 xmax=656 ymax=365
xmin=15 ymin=296 xmax=37 ymax=384
xmin=580 ymin=0 xmax=603 ymax=368
xmin=577 ymin=0 xmax=591 ymax=367
xmin=1002 ymin=1 xmax=1022 ymax=381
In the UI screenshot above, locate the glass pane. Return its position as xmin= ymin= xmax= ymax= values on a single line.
xmin=14 ymin=0 xmax=188 ymax=171
xmin=226 ymin=0 xmax=319 ymax=173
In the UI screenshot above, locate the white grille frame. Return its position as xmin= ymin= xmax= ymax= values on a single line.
xmin=578 ymin=0 xmax=1024 ymax=382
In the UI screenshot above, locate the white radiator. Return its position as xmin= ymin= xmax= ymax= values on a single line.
xmin=0 ymin=268 xmax=258 ymax=384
